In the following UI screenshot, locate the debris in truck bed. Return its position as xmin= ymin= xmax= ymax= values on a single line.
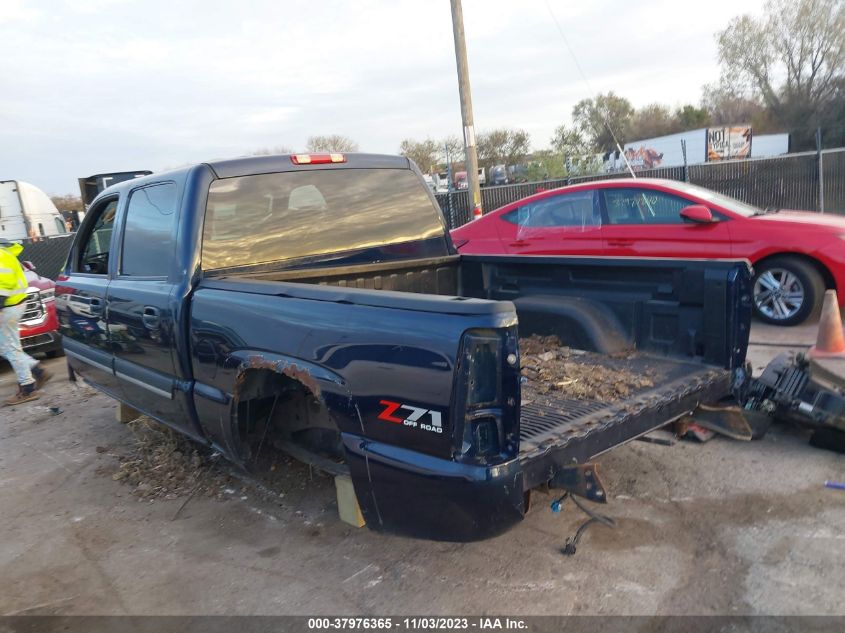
xmin=520 ymin=335 xmax=654 ymax=403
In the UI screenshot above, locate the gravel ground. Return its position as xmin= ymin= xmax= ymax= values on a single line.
xmin=0 ymin=319 xmax=843 ymax=616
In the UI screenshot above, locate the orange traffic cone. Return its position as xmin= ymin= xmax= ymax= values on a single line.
xmin=472 ymin=205 xmax=483 ymax=220
xmin=808 ymin=290 xmax=845 ymax=357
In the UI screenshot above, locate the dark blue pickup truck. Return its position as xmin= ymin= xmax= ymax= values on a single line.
xmin=56 ymin=153 xmax=751 ymax=540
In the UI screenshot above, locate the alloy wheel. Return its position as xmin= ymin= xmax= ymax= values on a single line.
xmin=754 ymin=268 xmax=805 ymax=321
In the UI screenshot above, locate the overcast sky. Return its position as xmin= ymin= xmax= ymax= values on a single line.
xmin=1 ymin=0 xmax=767 ymax=195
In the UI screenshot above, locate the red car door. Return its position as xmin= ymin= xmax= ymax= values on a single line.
xmin=495 ymin=189 xmax=604 ymax=255
xmin=600 ymin=186 xmax=734 ymax=258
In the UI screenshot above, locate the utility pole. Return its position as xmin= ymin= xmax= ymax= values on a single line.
xmin=817 ymin=127 xmax=825 ymax=213
xmin=450 ymin=0 xmax=482 ymax=220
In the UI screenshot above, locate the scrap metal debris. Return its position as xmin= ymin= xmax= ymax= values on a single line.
xmin=520 ymin=335 xmax=654 ymax=402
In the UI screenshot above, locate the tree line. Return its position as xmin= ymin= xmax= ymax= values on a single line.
xmin=401 ymin=0 xmax=845 ymax=178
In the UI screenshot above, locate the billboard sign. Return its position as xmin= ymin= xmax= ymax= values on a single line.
xmin=617 ymin=129 xmax=708 ymax=172
xmin=706 ymin=126 xmax=752 ymax=161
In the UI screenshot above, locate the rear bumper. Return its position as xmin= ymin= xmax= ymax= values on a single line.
xmin=341 ymin=369 xmax=733 ymax=542
xmin=343 ymin=436 xmax=525 ymax=542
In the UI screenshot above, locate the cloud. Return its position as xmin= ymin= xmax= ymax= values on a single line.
xmin=2 ymin=0 xmax=42 ymax=21
xmin=0 ymin=0 xmax=767 ymax=195
xmin=242 ymin=107 xmax=301 ymax=126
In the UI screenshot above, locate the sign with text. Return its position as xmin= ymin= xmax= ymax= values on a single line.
xmin=707 ymin=126 xmax=752 ymax=161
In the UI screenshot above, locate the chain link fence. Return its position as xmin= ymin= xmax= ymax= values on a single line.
xmin=437 ymin=148 xmax=845 ymax=229
xmin=15 ymin=149 xmax=845 ymax=277
xmin=19 ymin=234 xmax=74 ymax=280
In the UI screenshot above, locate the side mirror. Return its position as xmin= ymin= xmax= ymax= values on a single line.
xmin=680 ymin=205 xmax=715 ymax=224
xmin=22 ymin=261 xmax=36 ymax=271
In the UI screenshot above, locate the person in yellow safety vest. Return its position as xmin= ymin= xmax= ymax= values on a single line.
xmin=0 ymin=240 xmax=52 ymax=405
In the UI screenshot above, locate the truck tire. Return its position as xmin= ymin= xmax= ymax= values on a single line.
xmin=752 ymin=257 xmax=824 ymax=326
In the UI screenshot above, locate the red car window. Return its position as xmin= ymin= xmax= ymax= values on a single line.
xmin=602 ymin=188 xmax=691 ymax=225
xmin=502 ymin=190 xmax=599 ymax=229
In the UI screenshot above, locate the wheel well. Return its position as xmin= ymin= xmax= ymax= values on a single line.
xmin=233 ymin=368 xmax=345 ymax=474
xmin=753 ymin=253 xmax=835 ymax=290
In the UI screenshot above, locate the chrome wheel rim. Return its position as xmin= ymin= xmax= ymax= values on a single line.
xmin=754 ymin=268 xmax=805 ymax=320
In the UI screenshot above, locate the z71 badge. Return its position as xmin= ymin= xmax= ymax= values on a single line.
xmin=378 ymin=400 xmax=444 ymax=434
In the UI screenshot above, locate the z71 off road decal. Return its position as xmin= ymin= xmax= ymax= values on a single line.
xmin=378 ymin=399 xmax=443 ymax=434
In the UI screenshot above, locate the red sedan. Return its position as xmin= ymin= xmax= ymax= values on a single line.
xmin=452 ymin=179 xmax=845 ymax=325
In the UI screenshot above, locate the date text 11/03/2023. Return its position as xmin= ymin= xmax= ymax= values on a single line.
xmin=307 ymin=618 xmax=528 ymax=630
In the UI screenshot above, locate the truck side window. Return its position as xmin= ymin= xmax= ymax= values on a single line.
xmin=121 ymin=183 xmax=178 ymax=277
xmin=77 ymin=199 xmax=118 ymax=274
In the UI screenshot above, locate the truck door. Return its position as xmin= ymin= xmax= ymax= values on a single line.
xmin=57 ymin=196 xmax=122 ymax=398
xmin=105 ymin=182 xmax=203 ymax=440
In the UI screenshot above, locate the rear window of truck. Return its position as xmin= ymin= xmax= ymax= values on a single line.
xmin=202 ymin=168 xmax=444 ymax=270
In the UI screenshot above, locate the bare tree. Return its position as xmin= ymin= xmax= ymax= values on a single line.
xmin=476 ymin=128 xmax=531 ymax=171
xmin=700 ymin=82 xmax=774 ymax=128
xmin=716 ymin=0 xmax=845 ymax=128
xmin=399 ymin=138 xmax=439 ymax=173
xmin=50 ymin=194 xmax=83 ymax=212
xmin=441 ymin=135 xmax=464 ymax=165
xmin=628 ymin=104 xmax=683 ymax=140
xmin=306 ymin=135 xmax=359 ymax=153
xmin=549 ymin=125 xmax=589 ymax=156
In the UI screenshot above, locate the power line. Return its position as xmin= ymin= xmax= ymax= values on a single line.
xmin=543 ymin=0 xmax=635 ymax=177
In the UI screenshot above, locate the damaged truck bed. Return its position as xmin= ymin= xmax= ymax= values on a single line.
xmin=58 ymin=152 xmax=752 ymax=541
xmin=518 ymin=345 xmax=729 ymax=489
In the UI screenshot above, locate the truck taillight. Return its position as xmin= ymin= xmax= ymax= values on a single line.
xmin=290 ymin=153 xmax=346 ymax=165
xmin=453 ymin=327 xmax=520 ymax=464
xmin=465 ymin=332 xmax=501 ymax=407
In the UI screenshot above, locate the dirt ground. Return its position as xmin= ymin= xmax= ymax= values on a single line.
xmin=1 ymin=319 xmax=843 ymax=616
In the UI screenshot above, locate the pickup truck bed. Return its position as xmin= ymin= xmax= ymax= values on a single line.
xmin=214 ymin=253 xmax=746 ymax=494
xmin=518 ymin=355 xmax=727 ymax=488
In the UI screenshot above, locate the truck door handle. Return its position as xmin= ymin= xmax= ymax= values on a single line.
xmin=608 ymin=240 xmax=634 ymax=246
xmin=88 ymin=297 xmax=103 ymax=316
xmin=509 ymin=240 xmax=528 ymax=247
xmin=142 ymin=306 xmax=161 ymax=329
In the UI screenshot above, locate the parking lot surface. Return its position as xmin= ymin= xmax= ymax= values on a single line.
xmin=1 ymin=320 xmax=843 ymax=616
